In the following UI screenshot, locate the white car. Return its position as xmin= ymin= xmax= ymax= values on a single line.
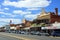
xmin=30 ymin=31 xmax=40 ymax=35
xmin=40 ymin=32 xmax=49 ymax=36
xmin=21 ymin=31 xmax=25 ymax=34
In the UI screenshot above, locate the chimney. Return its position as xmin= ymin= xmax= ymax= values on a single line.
xmin=55 ymin=8 xmax=58 ymax=15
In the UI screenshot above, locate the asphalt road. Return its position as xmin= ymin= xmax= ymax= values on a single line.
xmin=0 ymin=32 xmax=60 ymax=40
xmin=0 ymin=33 xmax=21 ymax=40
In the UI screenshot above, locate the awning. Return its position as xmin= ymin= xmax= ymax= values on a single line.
xmin=10 ymin=27 xmax=16 ymax=30
xmin=41 ymin=26 xmax=60 ymax=29
xmin=24 ymin=27 xmax=31 ymax=30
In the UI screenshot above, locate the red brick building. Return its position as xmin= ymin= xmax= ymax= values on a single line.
xmin=22 ymin=19 xmax=32 ymax=27
xmin=33 ymin=8 xmax=60 ymax=24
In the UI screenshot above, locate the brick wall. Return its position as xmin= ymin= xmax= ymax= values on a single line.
xmin=50 ymin=13 xmax=60 ymax=23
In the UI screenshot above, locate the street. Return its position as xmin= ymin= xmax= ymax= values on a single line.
xmin=0 ymin=32 xmax=60 ymax=40
xmin=0 ymin=33 xmax=20 ymax=40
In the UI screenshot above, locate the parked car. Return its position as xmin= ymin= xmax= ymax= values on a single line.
xmin=20 ymin=31 xmax=25 ymax=34
xmin=30 ymin=31 xmax=41 ymax=35
xmin=30 ymin=31 xmax=49 ymax=36
xmin=30 ymin=31 xmax=36 ymax=35
xmin=51 ymin=30 xmax=60 ymax=37
xmin=24 ymin=32 xmax=30 ymax=35
xmin=11 ymin=31 xmax=16 ymax=33
xmin=33 ymin=31 xmax=41 ymax=35
xmin=40 ymin=32 xmax=49 ymax=36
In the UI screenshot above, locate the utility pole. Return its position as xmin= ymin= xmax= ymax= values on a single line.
xmin=9 ymin=20 xmax=12 ymax=33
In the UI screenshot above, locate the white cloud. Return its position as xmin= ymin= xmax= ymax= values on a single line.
xmin=0 ymin=12 xmax=8 ymax=15
xmin=3 ymin=0 xmax=51 ymax=8
xmin=0 ymin=11 xmax=17 ymax=17
xmin=13 ymin=10 xmax=31 ymax=15
xmin=4 ymin=13 xmax=17 ymax=17
xmin=4 ymin=8 xmax=9 ymax=10
xmin=0 ymin=22 xmax=8 ymax=27
xmin=0 ymin=11 xmax=4 ymax=14
xmin=25 ymin=15 xmax=37 ymax=18
xmin=0 ymin=12 xmax=11 ymax=16
xmin=27 ymin=7 xmax=40 ymax=10
xmin=0 ymin=18 xmax=21 ymax=27
xmin=24 ymin=13 xmax=40 ymax=20
xmin=0 ymin=18 xmax=21 ymax=24
xmin=0 ymin=11 xmax=22 ymax=26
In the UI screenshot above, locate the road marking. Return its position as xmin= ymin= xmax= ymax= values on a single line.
xmin=0 ymin=33 xmax=32 ymax=40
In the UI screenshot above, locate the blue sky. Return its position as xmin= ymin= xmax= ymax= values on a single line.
xmin=0 ymin=0 xmax=60 ymax=27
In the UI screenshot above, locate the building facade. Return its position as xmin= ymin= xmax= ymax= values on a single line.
xmin=33 ymin=8 xmax=60 ymax=24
